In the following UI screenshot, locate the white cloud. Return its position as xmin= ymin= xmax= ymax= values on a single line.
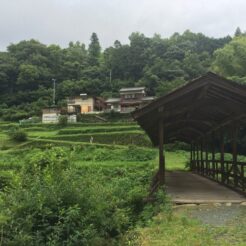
xmin=0 ymin=0 xmax=245 ymax=50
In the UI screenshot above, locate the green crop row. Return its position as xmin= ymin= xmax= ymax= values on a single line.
xmin=41 ymin=131 xmax=152 ymax=147
xmin=57 ymin=125 xmax=141 ymax=135
xmin=20 ymin=121 xmax=136 ymax=128
xmin=26 ymin=138 xmax=126 ymax=149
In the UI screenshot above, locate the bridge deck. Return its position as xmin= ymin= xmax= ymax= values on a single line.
xmin=166 ymin=171 xmax=246 ymax=204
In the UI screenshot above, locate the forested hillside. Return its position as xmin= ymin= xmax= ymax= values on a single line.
xmin=1 ymin=29 xmax=246 ymax=121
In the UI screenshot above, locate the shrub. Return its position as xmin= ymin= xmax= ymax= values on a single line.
xmin=0 ymin=147 xmax=168 ymax=245
xmin=72 ymin=145 xmax=157 ymax=162
xmin=8 ymin=128 xmax=27 ymax=142
xmin=58 ymin=115 xmax=68 ymax=126
xmin=165 ymin=141 xmax=190 ymax=151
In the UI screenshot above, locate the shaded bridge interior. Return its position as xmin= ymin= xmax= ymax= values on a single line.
xmin=132 ymin=72 xmax=246 ymax=195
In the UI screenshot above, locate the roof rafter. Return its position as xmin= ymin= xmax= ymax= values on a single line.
xmin=132 ymin=72 xmax=246 ymax=145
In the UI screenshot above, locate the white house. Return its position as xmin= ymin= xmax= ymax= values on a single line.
xmin=42 ymin=107 xmax=61 ymax=123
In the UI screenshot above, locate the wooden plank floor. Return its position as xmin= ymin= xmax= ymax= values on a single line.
xmin=166 ymin=171 xmax=246 ymax=204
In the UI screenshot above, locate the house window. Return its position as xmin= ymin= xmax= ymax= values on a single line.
xmin=125 ymin=94 xmax=135 ymax=99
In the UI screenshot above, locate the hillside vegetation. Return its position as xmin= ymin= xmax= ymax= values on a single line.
xmin=2 ymin=29 xmax=246 ymax=121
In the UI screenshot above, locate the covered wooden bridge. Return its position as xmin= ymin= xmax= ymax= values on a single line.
xmin=132 ymin=72 xmax=246 ymax=199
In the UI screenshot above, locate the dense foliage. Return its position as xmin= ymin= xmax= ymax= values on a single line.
xmin=0 ymin=121 xmax=245 ymax=245
xmin=0 ymin=146 xmax=168 ymax=245
xmin=1 ymin=29 xmax=240 ymax=121
xmin=7 ymin=127 xmax=28 ymax=142
xmin=212 ymin=35 xmax=246 ymax=83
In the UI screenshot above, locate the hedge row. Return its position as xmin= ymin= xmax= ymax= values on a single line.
xmin=2 ymin=123 xmax=128 ymax=131
xmin=19 ymin=121 xmax=137 ymax=128
xmin=77 ymin=112 xmax=133 ymax=123
xmin=0 ymin=123 xmax=18 ymax=130
xmin=41 ymin=131 xmax=152 ymax=147
xmin=57 ymin=126 xmax=141 ymax=135
xmin=27 ymin=138 xmax=126 ymax=149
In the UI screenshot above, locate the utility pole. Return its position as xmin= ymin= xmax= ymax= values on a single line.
xmin=52 ymin=78 xmax=56 ymax=105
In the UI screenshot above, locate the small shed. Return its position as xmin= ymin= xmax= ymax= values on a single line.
xmin=42 ymin=107 xmax=61 ymax=124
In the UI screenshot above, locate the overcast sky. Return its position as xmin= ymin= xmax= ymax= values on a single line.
xmin=0 ymin=0 xmax=245 ymax=50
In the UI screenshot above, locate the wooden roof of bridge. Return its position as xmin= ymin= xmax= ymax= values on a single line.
xmin=132 ymin=72 xmax=246 ymax=146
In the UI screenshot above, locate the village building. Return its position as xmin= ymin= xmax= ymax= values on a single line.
xmin=105 ymin=98 xmax=121 ymax=112
xmin=42 ymin=107 xmax=61 ymax=123
xmin=42 ymin=89 xmax=154 ymax=123
xmin=106 ymin=87 xmax=154 ymax=113
xmin=67 ymin=93 xmax=106 ymax=114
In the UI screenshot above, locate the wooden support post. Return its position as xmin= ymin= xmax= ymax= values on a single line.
xmin=159 ymin=118 xmax=165 ymax=185
xmin=196 ymin=143 xmax=199 ymax=172
xmin=190 ymin=142 xmax=193 ymax=170
xmin=200 ymin=141 xmax=204 ymax=175
xmin=193 ymin=143 xmax=196 ymax=171
xmin=211 ymin=133 xmax=215 ymax=179
xmin=231 ymin=123 xmax=238 ymax=187
xmin=220 ymin=129 xmax=225 ymax=184
xmin=205 ymin=138 xmax=209 ymax=176
xmin=241 ymin=165 xmax=245 ymax=191
xmin=192 ymin=143 xmax=195 ymax=171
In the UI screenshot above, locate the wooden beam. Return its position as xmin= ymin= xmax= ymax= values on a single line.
xmin=167 ymin=126 xmax=205 ymax=140
xmin=196 ymin=114 xmax=246 ymax=142
xmin=159 ymin=118 xmax=165 ymax=185
xmin=190 ymin=142 xmax=193 ymax=170
xmin=205 ymin=138 xmax=209 ymax=176
xmin=200 ymin=141 xmax=204 ymax=175
xmin=231 ymin=123 xmax=239 ymax=187
xmin=210 ymin=85 xmax=246 ymax=105
xmin=132 ymin=78 xmax=209 ymax=119
xmin=220 ymin=129 xmax=225 ymax=184
xmin=211 ymin=133 xmax=216 ymax=179
xmin=164 ymin=119 xmax=214 ymax=128
xmin=196 ymin=142 xmax=199 ymax=172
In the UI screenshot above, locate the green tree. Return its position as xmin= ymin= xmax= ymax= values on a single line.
xmin=62 ymin=41 xmax=87 ymax=80
xmin=88 ymin=33 xmax=101 ymax=66
xmin=155 ymin=77 xmax=186 ymax=96
xmin=235 ymin=27 xmax=242 ymax=37
xmin=128 ymin=32 xmax=150 ymax=80
xmin=17 ymin=64 xmax=40 ymax=87
xmin=212 ymin=36 xmax=246 ymax=77
xmin=182 ymin=51 xmax=208 ymax=79
xmin=0 ymin=52 xmax=18 ymax=93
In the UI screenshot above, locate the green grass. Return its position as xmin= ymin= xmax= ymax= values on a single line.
xmin=133 ymin=206 xmax=246 ymax=246
xmin=0 ymin=132 xmax=22 ymax=150
xmin=57 ymin=125 xmax=141 ymax=134
xmin=39 ymin=131 xmax=152 ymax=147
xmin=0 ymin=121 xmax=245 ymax=245
xmin=165 ymin=151 xmax=189 ymax=170
xmin=27 ymin=130 xmax=59 ymax=137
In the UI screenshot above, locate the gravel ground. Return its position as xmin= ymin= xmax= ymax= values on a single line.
xmin=178 ymin=204 xmax=246 ymax=226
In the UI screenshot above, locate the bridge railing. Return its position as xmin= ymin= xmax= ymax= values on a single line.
xmin=191 ymin=159 xmax=246 ymax=193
